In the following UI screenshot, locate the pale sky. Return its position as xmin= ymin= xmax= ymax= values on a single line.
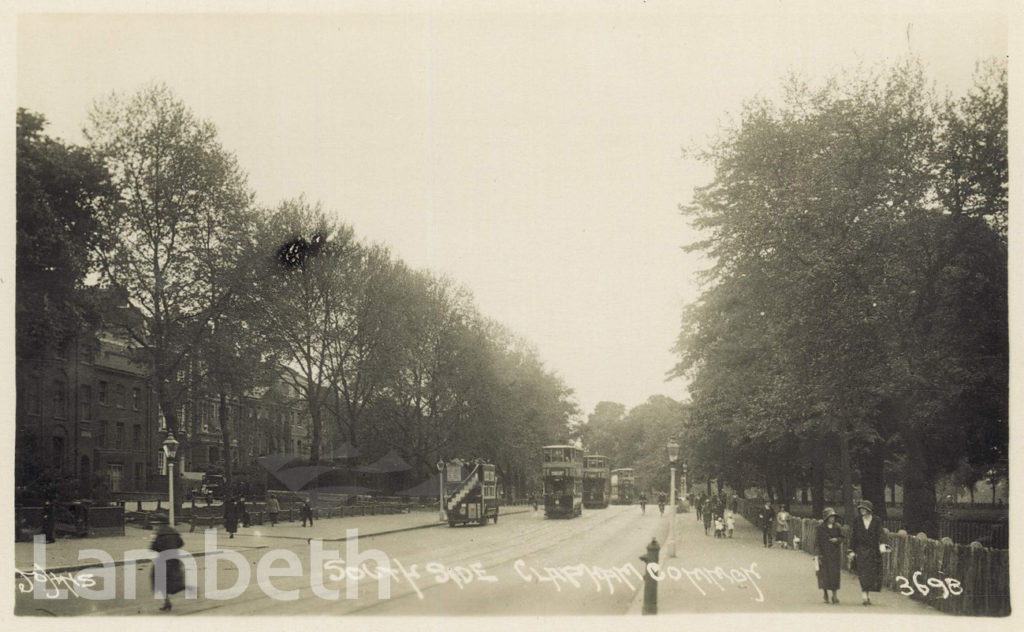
xmin=11 ymin=2 xmax=1011 ymax=419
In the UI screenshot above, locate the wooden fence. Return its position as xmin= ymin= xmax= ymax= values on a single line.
xmin=736 ymin=498 xmax=1009 ymax=616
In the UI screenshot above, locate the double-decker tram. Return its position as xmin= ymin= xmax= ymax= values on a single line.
xmin=443 ymin=459 xmax=500 ymax=527
xmin=610 ymin=468 xmax=636 ymax=504
xmin=542 ymin=445 xmax=583 ymax=518
xmin=582 ymin=454 xmax=611 ymax=509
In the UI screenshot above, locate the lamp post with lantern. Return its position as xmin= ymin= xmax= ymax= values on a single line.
xmin=163 ymin=432 xmax=179 ymax=527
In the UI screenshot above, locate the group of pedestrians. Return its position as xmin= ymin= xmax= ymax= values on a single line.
xmin=757 ymin=501 xmax=792 ymax=548
xmin=222 ymin=493 xmax=315 ymax=538
xmin=694 ymin=493 xmax=736 ymax=538
xmin=812 ymin=499 xmax=886 ymax=607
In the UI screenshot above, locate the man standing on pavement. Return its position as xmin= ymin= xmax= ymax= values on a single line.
xmin=301 ymin=499 xmax=314 ymax=527
xmin=267 ymin=493 xmax=280 ymax=526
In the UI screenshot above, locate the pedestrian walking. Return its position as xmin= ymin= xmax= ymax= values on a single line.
xmin=775 ymin=505 xmax=791 ymax=549
xmin=238 ymin=496 xmax=250 ymax=528
xmin=726 ymin=511 xmax=735 ymax=538
xmin=702 ymin=503 xmax=713 ymax=535
xmin=267 ymin=493 xmax=281 ymax=526
xmin=815 ymin=507 xmax=844 ymax=604
xmin=223 ymin=496 xmax=238 ymax=539
xmin=41 ymin=499 xmax=57 ymax=544
xmin=695 ymin=496 xmax=703 ymax=522
xmin=850 ymin=499 xmax=885 ymax=605
xmin=714 ymin=515 xmax=725 ymax=538
xmin=301 ymin=499 xmax=314 ymax=527
xmin=150 ymin=522 xmax=186 ymax=612
xmin=758 ymin=501 xmax=775 ymax=548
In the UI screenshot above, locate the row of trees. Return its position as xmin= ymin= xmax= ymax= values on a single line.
xmin=571 ymin=397 xmax=687 ymax=495
xmin=671 ymin=59 xmax=1008 ymax=535
xmin=17 ymin=84 xmax=577 ymax=503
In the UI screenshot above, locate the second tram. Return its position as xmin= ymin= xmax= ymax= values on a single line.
xmin=610 ymin=467 xmax=636 ymax=504
xmin=582 ymin=454 xmax=611 ymax=509
xmin=542 ymin=445 xmax=583 ymax=518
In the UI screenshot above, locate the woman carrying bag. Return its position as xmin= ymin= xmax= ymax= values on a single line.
xmin=814 ymin=507 xmax=844 ymax=604
xmin=849 ymin=499 xmax=886 ymax=605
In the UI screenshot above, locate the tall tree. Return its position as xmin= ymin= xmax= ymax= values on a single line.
xmin=255 ymin=198 xmax=360 ymax=465
xmin=674 ymin=59 xmax=1007 ymax=533
xmin=85 ymin=85 xmax=253 ymax=503
xmin=16 ymin=109 xmax=111 ymax=360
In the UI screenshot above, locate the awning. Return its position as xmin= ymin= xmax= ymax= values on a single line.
xmin=328 ymin=442 xmax=361 ymax=460
xmin=396 ymin=474 xmax=441 ymax=497
xmin=256 ymin=453 xmax=306 ymax=473
xmin=355 ymin=449 xmax=412 ymax=474
xmin=271 ymin=466 xmax=335 ymax=490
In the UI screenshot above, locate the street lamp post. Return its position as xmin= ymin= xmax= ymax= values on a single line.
xmin=162 ymin=433 xmax=179 ymax=527
xmin=667 ymin=439 xmax=680 ymax=557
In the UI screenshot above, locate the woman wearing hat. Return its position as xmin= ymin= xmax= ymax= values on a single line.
xmin=850 ymin=499 xmax=884 ymax=605
xmin=814 ymin=507 xmax=844 ymax=604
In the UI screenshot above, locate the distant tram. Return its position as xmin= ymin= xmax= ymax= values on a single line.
xmin=542 ymin=445 xmax=583 ymax=518
xmin=610 ymin=468 xmax=636 ymax=504
xmin=582 ymin=454 xmax=611 ymax=509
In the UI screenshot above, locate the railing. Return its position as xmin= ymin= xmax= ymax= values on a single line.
xmin=735 ymin=498 xmax=1010 ymax=616
xmin=15 ymin=504 xmax=125 ymax=540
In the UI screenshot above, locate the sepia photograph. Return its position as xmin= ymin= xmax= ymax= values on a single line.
xmin=7 ymin=0 xmax=1015 ymax=627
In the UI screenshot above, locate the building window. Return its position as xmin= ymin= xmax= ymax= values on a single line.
xmin=134 ymin=462 xmax=144 ymax=489
xmin=116 ymin=422 xmax=125 ymax=449
xmin=133 ymin=424 xmax=141 ymax=448
xmin=53 ymin=436 xmax=66 ymax=472
xmin=132 ymin=388 xmax=140 ymax=410
xmin=98 ymin=381 xmax=108 ymax=405
xmin=99 ymin=421 xmax=108 ymax=447
xmin=115 ymin=384 xmax=126 ymax=408
xmin=53 ymin=380 xmax=66 ymax=418
xmin=107 ymin=464 xmax=123 ymax=492
xmin=80 ymin=385 xmax=92 ymax=420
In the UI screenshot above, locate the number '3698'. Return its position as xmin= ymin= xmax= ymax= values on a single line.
xmin=895 ymin=572 xmax=963 ymax=598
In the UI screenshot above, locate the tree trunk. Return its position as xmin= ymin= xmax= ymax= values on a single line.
xmin=902 ymin=429 xmax=938 ymax=536
xmin=219 ymin=392 xmax=233 ymax=498
xmin=308 ymin=393 xmax=321 ymax=465
xmin=812 ymin=437 xmax=826 ymax=517
xmin=858 ymin=438 xmax=887 ymax=518
xmin=838 ymin=426 xmax=854 ymax=524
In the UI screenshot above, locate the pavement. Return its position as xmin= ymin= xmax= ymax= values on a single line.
xmin=16 ymin=507 xmax=531 ymax=576
xmin=627 ymin=508 xmax=945 ymax=615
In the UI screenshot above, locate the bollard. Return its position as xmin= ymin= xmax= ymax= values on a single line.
xmin=639 ymin=537 xmax=660 ymax=615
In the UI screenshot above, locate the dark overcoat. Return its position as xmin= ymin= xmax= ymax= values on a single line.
xmin=851 ymin=515 xmax=884 ymax=592
xmin=815 ymin=521 xmax=843 ymax=590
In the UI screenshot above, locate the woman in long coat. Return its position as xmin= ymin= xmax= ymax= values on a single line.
xmin=223 ymin=496 xmax=238 ymax=539
xmin=815 ymin=507 xmax=844 ymax=604
xmin=150 ymin=523 xmax=185 ymax=611
xmin=850 ymin=499 xmax=884 ymax=605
